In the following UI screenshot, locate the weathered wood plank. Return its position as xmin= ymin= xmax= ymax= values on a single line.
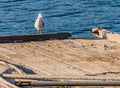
xmin=0 ymin=32 xmax=71 ymax=43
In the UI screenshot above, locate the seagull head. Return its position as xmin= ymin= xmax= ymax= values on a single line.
xmin=38 ymin=13 xmax=43 ymax=18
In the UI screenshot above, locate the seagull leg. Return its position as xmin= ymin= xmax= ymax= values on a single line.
xmin=39 ymin=30 xmax=42 ymax=34
xmin=37 ymin=30 xmax=41 ymax=34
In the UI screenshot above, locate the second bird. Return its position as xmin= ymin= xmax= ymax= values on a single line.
xmin=34 ymin=13 xmax=44 ymax=34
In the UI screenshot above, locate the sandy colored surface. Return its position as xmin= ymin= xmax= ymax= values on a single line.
xmin=0 ymin=38 xmax=120 ymax=87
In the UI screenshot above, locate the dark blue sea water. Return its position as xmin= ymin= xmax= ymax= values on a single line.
xmin=0 ymin=0 xmax=120 ymax=38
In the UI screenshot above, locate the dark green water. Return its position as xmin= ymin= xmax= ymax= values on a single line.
xmin=0 ymin=0 xmax=120 ymax=38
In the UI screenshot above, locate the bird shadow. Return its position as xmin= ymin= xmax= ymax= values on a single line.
xmin=0 ymin=60 xmax=36 ymax=75
xmin=0 ymin=60 xmax=36 ymax=85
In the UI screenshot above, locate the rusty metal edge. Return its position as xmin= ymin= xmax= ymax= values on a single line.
xmin=15 ymin=80 xmax=120 ymax=86
xmin=0 ymin=32 xmax=71 ymax=43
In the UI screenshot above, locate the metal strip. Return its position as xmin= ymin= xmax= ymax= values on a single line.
xmin=0 ymin=32 xmax=71 ymax=43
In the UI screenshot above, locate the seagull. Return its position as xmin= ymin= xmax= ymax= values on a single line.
xmin=34 ymin=13 xmax=44 ymax=34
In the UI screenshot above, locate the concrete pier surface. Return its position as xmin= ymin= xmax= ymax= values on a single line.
xmin=0 ymin=28 xmax=120 ymax=87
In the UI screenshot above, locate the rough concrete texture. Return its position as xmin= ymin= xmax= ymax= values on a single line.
xmin=0 ymin=38 xmax=120 ymax=88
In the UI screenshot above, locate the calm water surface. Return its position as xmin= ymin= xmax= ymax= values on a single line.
xmin=0 ymin=0 xmax=120 ymax=38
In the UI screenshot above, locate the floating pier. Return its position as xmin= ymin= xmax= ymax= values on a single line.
xmin=0 ymin=28 xmax=120 ymax=87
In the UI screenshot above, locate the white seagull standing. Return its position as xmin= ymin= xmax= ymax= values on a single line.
xmin=34 ymin=13 xmax=44 ymax=34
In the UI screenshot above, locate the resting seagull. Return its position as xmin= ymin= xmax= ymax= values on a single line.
xmin=34 ymin=13 xmax=44 ymax=34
